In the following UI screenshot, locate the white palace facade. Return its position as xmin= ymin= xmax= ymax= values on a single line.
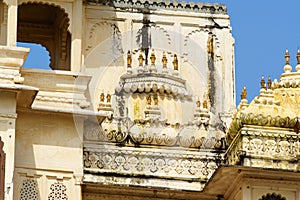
xmin=0 ymin=0 xmax=299 ymax=199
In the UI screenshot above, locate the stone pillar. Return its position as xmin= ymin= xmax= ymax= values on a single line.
xmin=0 ymin=46 xmax=36 ymax=200
xmin=5 ymin=0 xmax=17 ymax=46
xmin=71 ymin=0 xmax=82 ymax=72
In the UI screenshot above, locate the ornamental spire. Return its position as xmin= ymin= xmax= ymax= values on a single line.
xmin=296 ymin=49 xmax=300 ymax=72
xmin=173 ymin=54 xmax=178 ymax=70
xmin=267 ymin=76 xmax=272 ymax=89
xmin=241 ymin=86 xmax=247 ymax=100
xmin=260 ymin=75 xmax=266 ymax=89
xmin=106 ymin=93 xmax=111 ymax=103
xmin=147 ymin=95 xmax=151 ymax=105
xmin=285 ymin=49 xmax=290 ymax=65
xmin=100 ymin=92 xmax=105 ymax=102
xmin=297 ymin=49 xmax=300 ymax=64
xmin=127 ymin=50 xmax=132 ymax=68
xmin=196 ymin=99 xmax=201 ymax=108
xmin=284 ymin=49 xmax=292 ymax=73
xmin=203 ymin=99 xmax=208 ymax=109
xmin=162 ymin=52 xmax=167 ymax=68
xmin=150 ymin=49 xmax=156 ymax=65
xmin=154 ymin=95 xmax=158 ymax=105
xmin=138 ymin=50 xmax=144 ymax=66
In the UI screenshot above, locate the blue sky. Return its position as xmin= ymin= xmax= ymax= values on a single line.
xmin=204 ymin=0 xmax=300 ymax=103
xmin=18 ymin=1 xmax=300 ymax=104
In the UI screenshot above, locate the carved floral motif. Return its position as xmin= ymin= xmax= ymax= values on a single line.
xmin=87 ymin=0 xmax=227 ymax=14
xmin=226 ymin=128 xmax=300 ymax=170
xmin=84 ymin=148 xmax=220 ymax=180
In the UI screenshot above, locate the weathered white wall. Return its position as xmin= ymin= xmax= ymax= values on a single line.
xmin=83 ymin=6 xmax=235 ymax=126
xmin=14 ymin=112 xmax=84 ymax=199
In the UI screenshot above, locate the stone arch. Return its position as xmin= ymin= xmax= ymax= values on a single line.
xmin=17 ymin=2 xmax=71 ymax=70
xmin=135 ymin=24 xmax=172 ymax=55
xmin=85 ymin=21 xmax=123 ymax=56
xmin=259 ymin=193 xmax=286 ymax=200
xmin=183 ymin=28 xmax=221 ymax=60
xmin=183 ymin=28 xmax=209 ymax=64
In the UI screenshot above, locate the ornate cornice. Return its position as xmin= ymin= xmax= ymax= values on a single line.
xmin=85 ymin=0 xmax=227 ymax=15
xmin=227 ymin=112 xmax=299 ymax=143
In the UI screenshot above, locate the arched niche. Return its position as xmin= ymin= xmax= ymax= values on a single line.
xmin=17 ymin=2 xmax=71 ymax=70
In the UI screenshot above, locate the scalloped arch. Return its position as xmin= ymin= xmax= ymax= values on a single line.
xmin=150 ymin=24 xmax=172 ymax=45
xmin=18 ymin=0 xmax=71 ymax=32
xmin=184 ymin=28 xmax=220 ymax=48
xmin=18 ymin=1 xmax=70 ymax=25
xmin=86 ymin=21 xmax=123 ymax=54
xmin=17 ymin=2 xmax=71 ymax=70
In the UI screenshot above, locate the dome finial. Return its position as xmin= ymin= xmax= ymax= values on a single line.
xmin=203 ymin=99 xmax=208 ymax=109
xmin=106 ymin=93 xmax=111 ymax=103
xmin=285 ymin=49 xmax=290 ymax=65
xmin=284 ymin=49 xmax=292 ymax=73
xmin=127 ymin=50 xmax=132 ymax=68
xmin=196 ymin=99 xmax=201 ymax=107
xmin=173 ymin=54 xmax=178 ymax=70
xmin=296 ymin=49 xmax=300 ymax=72
xmin=241 ymin=86 xmax=247 ymax=100
xmin=267 ymin=76 xmax=272 ymax=89
xmin=150 ymin=49 xmax=156 ymax=65
xmin=260 ymin=75 xmax=266 ymax=89
xmin=100 ymin=92 xmax=105 ymax=102
xmin=147 ymin=95 xmax=152 ymax=105
xmin=154 ymin=95 xmax=158 ymax=105
xmin=297 ymin=49 xmax=300 ymax=64
xmin=162 ymin=52 xmax=167 ymax=68
xmin=138 ymin=50 xmax=144 ymax=66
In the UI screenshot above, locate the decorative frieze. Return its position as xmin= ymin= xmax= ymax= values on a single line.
xmin=85 ymin=0 xmax=227 ymax=15
xmin=226 ymin=127 xmax=300 ymax=170
xmin=84 ymin=146 xmax=221 ymax=187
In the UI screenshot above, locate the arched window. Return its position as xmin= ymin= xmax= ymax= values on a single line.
xmin=17 ymin=42 xmax=51 ymax=70
xmin=17 ymin=3 xmax=71 ymax=70
xmin=259 ymin=193 xmax=286 ymax=200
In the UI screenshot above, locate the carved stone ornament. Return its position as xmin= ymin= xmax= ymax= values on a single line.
xmin=86 ymin=0 xmax=227 ymax=15
xmin=83 ymin=147 xmax=220 ymax=182
xmin=20 ymin=179 xmax=39 ymax=200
